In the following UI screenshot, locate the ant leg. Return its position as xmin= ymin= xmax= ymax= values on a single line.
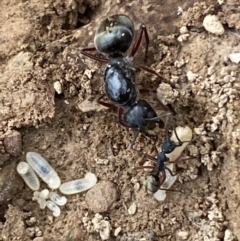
xmin=158 ymin=168 xmax=184 ymax=193
xmin=97 ymin=94 xmax=116 ymax=109
xmin=130 ymin=24 xmax=149 ymax=60
xmin=135 ymin=66 xmax=162 ymax=79
xmin=80 ymin=47 xmax=108 ymax=63
xmin=130 ymin=129 xmax=141 ymax=151
xmin=117 ymin=107 xmax=129 ymax=128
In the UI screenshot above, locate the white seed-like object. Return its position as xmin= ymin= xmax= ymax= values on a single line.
xmin=40 ymin=189 xmax=50 ymax=199
xmin=46 ymin=200 xmax=61 ymax=217
xmin=17 ymin=162 xmax=40 ymax=191
xmin=33 ymin=191 xmax=47 ymax=209
xmin=153 ymin=126 xmax=193 ymax=201
xmin=49 ymin=192 xmax=67 ymax=206
xmin=26 ymin=152 xmax=61 ymax=189
xmin=59 ymin=172 xmax=97 ymax=195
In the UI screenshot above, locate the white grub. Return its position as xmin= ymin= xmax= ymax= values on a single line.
xmin=203 ymin=15 xmax=224 ymax=35
xmin=26 ymin=152 xmax=61 ymax=189
xmin=49 ymin=192 xmax=67 ymax=206
xmin=128 ymin=202 xmax=137 ymax=215
xmin=92 ymin=214 xmax=111 ymax=241
xmin=53 ymin=81 xmax=63 ymax=94
xmin=46 ymin=200 xmax=61 ymax=217
xmin=59 ymin=172 xmax=97 ymax=195
xmin=17 ymin=162 xmax=40 ymax=191
xmin=153 ymin=126 xmax=193 ymax=201
xmin=228 ymin=53 xmax=240 ymax=64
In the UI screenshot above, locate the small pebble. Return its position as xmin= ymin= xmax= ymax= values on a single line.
xmin=177 ymin=230 xmax=189 ymax=240
xmin=3 ymin=131 xmax=22 ymax=156
xmin=53 ymin=81 xmax=63 ymax=94
xmin=128 ymin=202 xmax=137 ymax=215
xmin=85 ymin=181 xmax=117 ymax=213
xmin=203 ymin=15 xmax=224 ymax=35
xmin=228 ymin=53 xmax=240 ymax=64
xmin=114 ymin=227 xmax=122 ymax=237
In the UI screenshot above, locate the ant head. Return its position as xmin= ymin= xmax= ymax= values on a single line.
xmin=161 ymin=140 xmax=177 ymax=154
xmin=94 ymin=14 xmax=134 ymax=56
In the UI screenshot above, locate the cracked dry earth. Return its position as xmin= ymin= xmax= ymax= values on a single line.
xmin=0 ymin=0 xmax=240 ymax=240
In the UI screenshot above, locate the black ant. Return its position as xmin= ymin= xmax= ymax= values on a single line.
xmin=81 ymin=14 xmax=174 ymax=149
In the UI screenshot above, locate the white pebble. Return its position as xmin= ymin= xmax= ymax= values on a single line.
xmin=26 ymin=152 xmax=61 ymax=189
xmin=59 ymin=172 xmax=97 ymax=195
xmin=53 ymin=81 xmax=63 ymax=94
xmin=203 ymin=15 xmax=224 ymax=35
xmin=114 ymin=227 xmax=122 ymax=237
xmin=228 ymin=53 xmax=240 ymax=64
xmin=128 ymin=202 xmax=137 ymax=215
xmin=187 ymin=71 xmax=198 ymax=81
xmin=49 ymin=192 xmax=67 ymax=206
xmin=17 ymin=162 xmax=40 ymax=191
xmin=46 ymin=200 xmax=61 ymax=217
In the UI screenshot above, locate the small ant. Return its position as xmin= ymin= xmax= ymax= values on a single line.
xmin=81 ymin=14 xmax=174 ymax=149
xmin=138 ymin=127 xmax=219 ymax=194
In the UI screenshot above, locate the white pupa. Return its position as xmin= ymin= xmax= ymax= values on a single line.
xmin=17 ymin=162 xmax=40 ymax=191
xmin=59 ymin=172 xmax=97 ymax=195
xmin=26 ymin=152 xmax=61 ymax=189
xmin=152 ymin=126 xmax=193 ymax=201
xmin=46 ymin=200 xmax=61 ymax=217
xmin=49 ymin=192 xmax=67 ymax=206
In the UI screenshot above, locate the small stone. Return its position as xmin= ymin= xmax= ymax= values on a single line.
xmin=78 ymin=99 xmax=106 ymax=112
xmin=177 ymin=230 xmax=189 ymax=240
xmin=228 ymin=53 xmax=240 ymax=64
xmin=114 ymin=227 xmax=122 ymax=237
xmin=187 ymin=71 xmax=198 ymax=82
xmin=53 ymin=81 xmax=63 ymax=94
xmin=203 ymin=15 xmax=224 ymax=35
xmin=85 ymin=181 xmax=117 ymax=213
xmin=179 ymin=26 xmax=188 ymax=34
xmin=224 ymin=229 xmax=237 ymax=241
xmin=128 ymin=202 xmax=137 ymax=215
xmin=26 ymin=217 xmax=37 ymax=226
xmin=3 ymin=131 xmax=22 ymax=156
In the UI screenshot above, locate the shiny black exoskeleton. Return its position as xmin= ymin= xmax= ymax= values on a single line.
xmin=81 ymin=14 xmax=171 ymax=149
xmin=145 ymin=139 xmax=180 ymax=194
xmin=94 ymin=15 xmax=134 ymax=58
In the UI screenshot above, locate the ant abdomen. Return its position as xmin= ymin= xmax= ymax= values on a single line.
xmin=94 ymin=14 xmax=134 ymax=57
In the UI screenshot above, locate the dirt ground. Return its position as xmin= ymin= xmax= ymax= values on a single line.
xmin=0 ymin=0 xmax=240 ymax=240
